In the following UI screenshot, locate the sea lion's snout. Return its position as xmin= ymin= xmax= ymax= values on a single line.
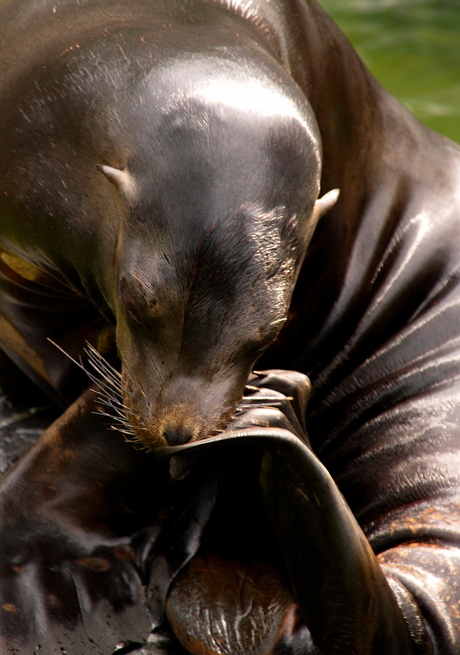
xmin=158 ymin=409 xmax=201 ymax=446
xmin=150 ymin=374 xmax=245 ymax=448
xmin=162 ymin=427 xmax=193 ymax=446
xmin=120 ymin=363 xmax=248 ymax=450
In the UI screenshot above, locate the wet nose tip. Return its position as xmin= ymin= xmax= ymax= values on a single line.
xmin=162 ymin=425 xmax=194 ymax=446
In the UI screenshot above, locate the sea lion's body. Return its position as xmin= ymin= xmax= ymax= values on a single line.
xmin=1 ymin=0 xmax=460 ymax=653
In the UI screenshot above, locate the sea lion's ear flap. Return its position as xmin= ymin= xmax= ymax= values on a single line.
xmin=304 ymin=189 xmax=339 ymax=245
xmin=100 ymin=165 xmax=137 ymax=200
xmin=312 ymin=188 xmax=340 ymax=225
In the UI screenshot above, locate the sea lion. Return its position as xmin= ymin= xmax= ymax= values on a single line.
xmin=1 ymin=0 xmax=460 ymax=653
xmin=0 ymin=0 xmax=336 ymax=445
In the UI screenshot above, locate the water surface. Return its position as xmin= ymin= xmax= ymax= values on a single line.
xmin=320 ymin=0 xmax=460 ymax=143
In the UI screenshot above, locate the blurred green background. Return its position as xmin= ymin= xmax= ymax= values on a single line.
xmin=319 ymin=0 xmax=460 ymax=143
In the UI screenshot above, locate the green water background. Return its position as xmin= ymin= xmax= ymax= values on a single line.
xmin=319 ymin=0 xmax=460 ymax=144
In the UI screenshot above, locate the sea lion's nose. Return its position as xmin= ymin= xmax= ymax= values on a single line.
xmin=162 ymin=425 xmax=195 ymax=446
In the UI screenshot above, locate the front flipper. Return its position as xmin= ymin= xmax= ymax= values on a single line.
xmin=0 ymin=387 xmax=156 ymax=653
xmin=259 ymin=436 xmax=413 ymax=655
xmin=236 ymin=370 xmax=414 ymax=653
xmin=157 ymin=369 xmax=414 ymax=655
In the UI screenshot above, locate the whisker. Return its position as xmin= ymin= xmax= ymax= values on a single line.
xmin=84 ymin=345 xmax=128 ymax=393
xmin=270 ymin=317 xmax=287 ymax=327
xmin=84 ymin=362 xmax=124 ymax=397
xmin=95 ymin=397 xmax=139 ymax=418
xmin=85 ymin=371 xmax=127 ymax=407
xmin=84 ymin=344 xmax=136 ymax=403
xmin=48 ymin=338 xmax=94 ymax=377
xmin=48 ymin=338 xmax=137 ymax=433
xmin=241 ymin=395 xmax=294 ymax=402
xmin=237 ymin=403 xmax=284 ymax=409
xmin=92 ymin=406 xmax=139 ymax=432
xmin=93 ymin=395 xmax=127 ymax=417
xmin=93 ymin=408 xmax=150 ymax=432
xmin=106 ymin=425 xmax=137 ymax=437
xmin=85 ymin=343 xmax=124 ymax=384
xmin=85 ymin=368 xmax=121 ymax=396
xmin=93 ymin=411 xmax=134 ymax=430
xmin=48 ymin=339 xmax=123 ymax=400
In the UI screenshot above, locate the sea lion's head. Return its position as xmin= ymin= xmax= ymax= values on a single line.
xmin=102 ymin=54 xmax=337 ymax=448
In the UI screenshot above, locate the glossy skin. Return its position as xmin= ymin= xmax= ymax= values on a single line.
xmin=0 ymin=0 xmax=460 ymax=653
xmin=0 ymin=3 xmax=326 ymax=447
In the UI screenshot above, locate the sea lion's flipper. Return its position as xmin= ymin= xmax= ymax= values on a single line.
xmin=249 ymin=369 xmax=312 ymax=435
xmin=222 ymin=370 xmax=459 ymax=654
xmin=228 ymin=372 xmax=415 ymax=653
xmin=0 ymin=388 xmax=155 ymax=653
xmin=140 ymin=458 xmax=222 ymax=626
xmin=156 ymin=371 xmax=418 ymax=654
xmin=259 ymin=437 xmax=413 ymax=654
